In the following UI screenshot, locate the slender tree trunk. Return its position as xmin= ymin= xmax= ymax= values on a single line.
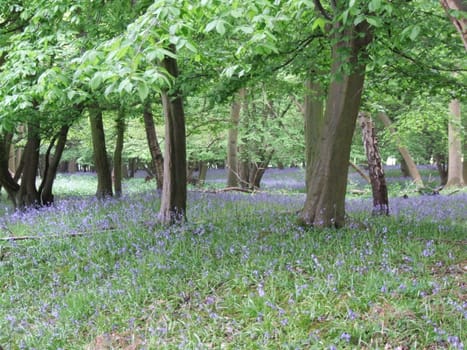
xmin=359 ymin=112 xmax=389 ymax=215
xmin=143 ymin=101 xmax=164 ymax=190
xmin=113 ymin=108 xmax=125 ymax=197
xmin=89 ymin=108 xmax=113 ymax=199
xmin=226 ymin=89 xmax=244 ymax=187
xmin=198 ymin=161 xmax=208 ymax=186
xmin=0 ymin=132 xmax=20 ymax=206
xmin=434 ymin=153 xmax=448 ymax=185
xmin=158 ymin=46 xmax=187 ymax=224
xmin=39 ymin=125 xmax=69 ymax=205
xmin=299 ymin=22 xmax=372 ymax=228
xmin=446 ymin=99 xmax=464 ymax=187
xmin=399 ymin=157 xmax=410 ymax=177
xmin=378 ymin=112 xmax=424 ymax=188
xmin=16 ymin=122 xmax=41 ymax=208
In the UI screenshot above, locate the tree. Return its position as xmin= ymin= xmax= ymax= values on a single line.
xmin=143 ymin=101 xmax=164 ymax=190
xmin=158 ymin=45 xmax=188 ymax=224
xmin=299 ymin=2 xmax=373 ymax=228
xmin=446 ymin=99 xmax=464 ymax=187
xmin=226 ymin=90 xmax=243 ymax=187
xmin=113 ymin=107 xmax=125 ymax=197
xmin=359 ymin=112 xmax=389 ymax=215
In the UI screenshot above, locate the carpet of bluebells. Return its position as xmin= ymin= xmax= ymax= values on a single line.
xmin=0 ymin=168 xmax=465 ymax=349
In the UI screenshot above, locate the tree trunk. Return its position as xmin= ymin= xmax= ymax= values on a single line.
xmin=226 ymin=89 xmax=244 ymax=187
xmin=446 ymin=99 xmax=464 ymax=187
xmin=434 ymin=153 xmax=448 ymax=185
xmin=378 ymin=112 xmax=424 ymax=188
xmin=303 ymin=78 xmax=325 ymax=189
xmin=68 ymin=159 xmax=77 ymax=173
xmin=299 ymin=22 xmax=372 ymax=228
xmin=198 ymin=161 xmax=208 ymax=186
xmin=238 ymin=160 xmax=250 ymax=189
xmin=440 ymin=0 xmax=467 ymax=51
xmin=113 ymin=108 xmax=125 ymax=197
xmin=359 ymin=112 xmax=389 ymax=215
xmin=0 ymin=132 xmax=20 ymax=206
xmin=16 ymin=122 xmax=41 ymax=208
xmin=89 ymin=108 xmax=113 ymax=199
xmin=143 ymin=101 xmax=164 ymax=190
xmin=158 ymin=46 xmax=187 ymax=224
xmin=39 ymin=125 xmax=69 ymax=205
xmin=399 ymin=157 xmax=410 ymax=177
xmin=249 ymin=150 xmax=274 ymax=189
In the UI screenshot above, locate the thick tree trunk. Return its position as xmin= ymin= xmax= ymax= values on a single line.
xmin=143 ymin=101 xmax=164 ymax=190
xmin=16 ymin=122 xmax=41 ymax=208
xmin=359 ymin=112 xmax=389 ymax=215
xmin=446 ymin=99 xmax=464 ymax=187
xmin=303 ymin=78 xmax=325 ymax=189
xmin=89 ymin=108 xmax=113 ymax=199
xmin=378 ymin=112 xmax=424 ymax=188
xmin=113 ymin=108 xmax=125 ymax=197
xmin=226 ymin=89 xmax=243 ymax=187
xmin=299 ymin=22 xmax=372 ymax=228
xmin=39 ymin=125 xmax=69 ymax=205
xmin=158 ymin=46 xmax=187 ymax=224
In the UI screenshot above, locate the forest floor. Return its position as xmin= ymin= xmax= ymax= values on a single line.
xmin=0 ymin=167 xmax=465 ymax=349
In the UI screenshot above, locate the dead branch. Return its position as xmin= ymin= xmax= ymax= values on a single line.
xmin=198 ymin=187 xmax=256 ymax=194
xmin=0 ymin=228 xmax=117 ymax=242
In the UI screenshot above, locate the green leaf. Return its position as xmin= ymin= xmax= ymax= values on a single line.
xmin=312 ymin=17 xmax=327 ymax=33
xmin=118 ymin=78 xmax=133 ymax=95
xmin=369 ymin=0 xmax=382 ymax=13
xmin=216 ymin=20 xmax=226 ymax=35
xmin=205 ymin=20 xmax=217 ymax=33
xmin=366 ymin=16 xmax=382 ymax=27
xmin=409 ymin=25 xmax=420 ymax=41
xmin=90 ymin=73 xmax=102 ymax=91
xmin=137 ymin=82 xmax=149 ymax=102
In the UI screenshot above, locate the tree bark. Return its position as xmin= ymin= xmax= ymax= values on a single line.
xmin=143 ymin=101 xmax=164 ymax=190
xmin=359 ymin=112 xmax=389 ymax=215
xmin=198 ymin=161 xmax=208 ymax=186
xmin=226 ymin=89 xmax=244 ymax=187
xmin=299 ymin=21 xmax=372 ymax=228
xmin=0 ymin=132 xmax=20 ymax=206
xmin=158 ymin=45 xmax=187 ymax=224
xmin=440 ymin=0 xmax=467 ymax=51
xmin=378 ymin=112 xmax=424 ymax=188
xmin=39 ymin=125 xmax=69 ymax=205
xmin=434 ymin=153 xmax=448 ymax=185
xmin=89 ymin=108 xmax=113 ymax=199
xmin=16 ymin=122 xmax=41 ymax=208
xmin=446 ymin=99 xmax=464 ymax=187
xmin=113 ymin=108 xmax=125 ymax=197
xmin=303 ymin=78 xmax=325 ymax=189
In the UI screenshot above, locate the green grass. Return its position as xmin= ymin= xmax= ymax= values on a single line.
xmin=0 ymin=173 xmax=465 ymax=349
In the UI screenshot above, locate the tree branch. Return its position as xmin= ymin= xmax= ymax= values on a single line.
xmin=313 ymin=0 xmax=332 ymax=21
